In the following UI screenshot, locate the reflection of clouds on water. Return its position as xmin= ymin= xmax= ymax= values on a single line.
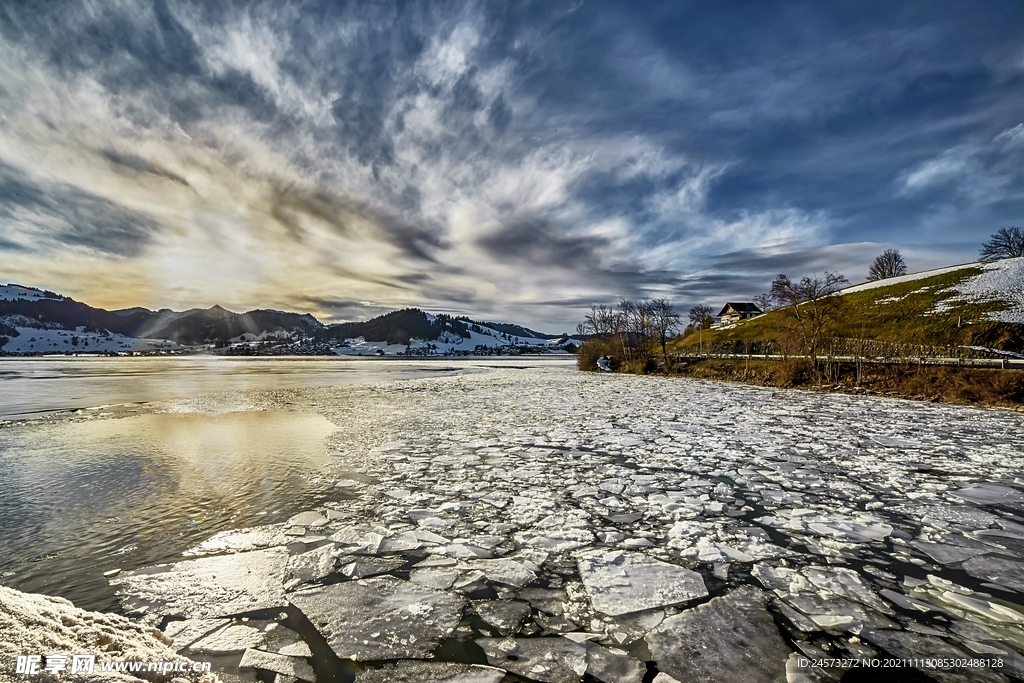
xmin=0 ymin=356 xmax=572 ymax=420
xmin=0 ymin=410 xmax=336 ymax=609
xmin=105 ymin=412 xmax=337 ymax=494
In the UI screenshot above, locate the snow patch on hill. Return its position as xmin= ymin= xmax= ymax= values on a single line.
xmin=838 ymin=257 xmax=1024 ymax=323
xmin=839 ymin=263 xmax=980 ymax=296
xmin=332 ymin=337 xmax=410 ymax=356
xmin=933 ymin=257 xmax=1024 ymax=323
xmin=332 ymin=321 xmax=568 ymax=356
xmin=228 ymin=330 xmax=298 ymax=343
xmin=0 ymin=327 xmax=180 ymax=354
xmin=0 ymin=284 xmax=63 ymax=302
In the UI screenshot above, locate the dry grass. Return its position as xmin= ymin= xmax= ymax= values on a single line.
xmin=668 ymin=358 xmax=1024 ymax=409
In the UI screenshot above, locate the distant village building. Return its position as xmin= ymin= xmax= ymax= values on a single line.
xmin=714 ymin=302 xmax=763 ymax=326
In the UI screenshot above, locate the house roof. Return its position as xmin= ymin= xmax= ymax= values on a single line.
xmin=717 ymin=302 xmax=763 ymax=316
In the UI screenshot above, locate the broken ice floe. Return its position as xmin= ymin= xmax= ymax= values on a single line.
xmin=582 ymin=641 xmax=646 ymax=683
xmin=183 ymin=524 xmax=293 ymax=556
xmin=187 ymin=620 xmax=271 ymax=654
xmin=239 ymin=647 xmax=317 ymax=682
xmin=473 ymin=599 xmax=531 ymax=635
xmin=476 ymin=637 xmax=588 ymax=683
xmin=646 ymin=587 xmax=792 ymax=683
xmin=354 ymin=661 xmax=506 ymax=682
xmin=949 ymin=484 xmax=1024 ymax=506
xmin=107 ymin=369 xmax=1024 ymax=681
xmin=339 ymin=555 xmax=407 ymax=579
xmin=577 ymin=551 xmax=707 ymax=616
xmin=911 ymin=540 xmax=991 ymax=565
xmin=962 ymin=554 xmax=1024 ymax=592
xmin=112 ymin=547 xmax=289 ymax=621
xmin=287 ymin=576 xmax=465 ymax=660
xmin=163 ymin=617 xmax=231 ymax=652
xmin=286 ymin=545 xmax=337 ymax=586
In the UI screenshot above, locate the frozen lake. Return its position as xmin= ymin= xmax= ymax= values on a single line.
xmin=2 ymin=361 xmax=1024 ymax=682
xmin=0 ymin=357 xmax=573 ymax=608
xmin=0 ymin=355 xmax=575 ymax=421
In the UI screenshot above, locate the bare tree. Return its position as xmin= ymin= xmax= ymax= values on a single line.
xmin=651 ymin=298 xmax=681 ymax=362
xmin=578 ymin=298 xmax=680 ymax=369
xmin=980 ymin=227 xmax=1024 ymax=261
xmin=576 ymin=304 xmax=619 ymax=340
xmin=688 ymin=304 xmax=714 ymax=331
xmin=769 ymin=271 xmax=849 ymax=364
xmin=613 ymin=299 xmax=634 ymax=363
xmin=752 ymin=292 xmax=777 ymax=313
xmin=634 ymin=300 xmax=657 ymax=363
xmin=867 ymin=248 xmax=907 ymax=281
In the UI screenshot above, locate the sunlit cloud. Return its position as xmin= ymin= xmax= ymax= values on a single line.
xmin=0 ymin=1 xmax=1021 ymax=327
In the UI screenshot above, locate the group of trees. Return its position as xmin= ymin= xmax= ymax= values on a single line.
xmin=576 ymin=298 xmax=681 ymax=368
xmin=576 ymin=226 xmax=1022 ymax=373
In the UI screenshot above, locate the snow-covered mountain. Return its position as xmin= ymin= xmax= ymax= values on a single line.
xmin=316 ymin=308 xmax=575 ymax=356
xmin=0 ymin=284 xmax=65 ymax=302
xmin=332 ymin=317 xmax=576 ymax=356
xmin=0 ymin=284 xmax=324 ymax=354
xmin=0 ymin=285 xmax=576 ymax=356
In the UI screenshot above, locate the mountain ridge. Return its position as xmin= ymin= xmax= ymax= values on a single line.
xmin=0 ymin=284 xmax=573 ymax=354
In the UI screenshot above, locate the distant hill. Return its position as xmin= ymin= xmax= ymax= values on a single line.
xmin=675 ymin=257 xmax=1024 ymax=355
xmin=0 ymin=284 xmax=572 ymax=354
xmin=317 ymin=308 xmax=465 ymax=346
xmin=478 ymin=320 xmax=560 ymax=340
xmin=143 ymin=306 xmax=323 ymax=345
xmin=315 ymin=309 xmax=578 ymax=354
xmin=0 ymin=285 xmax=323 ymax=347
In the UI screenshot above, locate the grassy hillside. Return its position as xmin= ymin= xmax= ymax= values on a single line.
xmin=673 ymin=259 xmax=1024 ymax=355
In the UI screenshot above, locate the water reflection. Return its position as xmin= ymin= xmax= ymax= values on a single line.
xmin=0 ymin=356 xmax=572 ymax=420
xmin=0 ymin=410 xmax=338 ymax=611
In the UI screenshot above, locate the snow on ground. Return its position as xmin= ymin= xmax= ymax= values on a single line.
xmin=332 ymin=338 xmax=411 ymax=356
xmin=837 ymin=257 xmax=1024 ymax=323
xmin=0 ymin=585 xmax=219 ymax=682
xmin=103 ymin=370 xmax=1024 ymax=682
xmin=962 ymin=346 xmax=1024 ymax=359
xmin=0 ymin=284 xmax=63 ymax=301
xmin=838 ymin=262 xmax=983 ymax=296
xmin=229 ymin=330 xmax=296 ymax=343
xmin=935 ymin=257 xmax=1024 ymax=323
xmin=0 ymin=327 xmax=180 ymax=354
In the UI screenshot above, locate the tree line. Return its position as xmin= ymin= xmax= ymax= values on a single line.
xmin=576 ymin=298 xmax=680 ymax=370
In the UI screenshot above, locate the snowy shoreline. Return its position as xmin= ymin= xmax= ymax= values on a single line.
xmin=0 ymin=585 xmax=219 ymax=683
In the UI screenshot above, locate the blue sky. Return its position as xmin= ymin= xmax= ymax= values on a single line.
xmin=0 ymin=0 xmax=1022 ymax=329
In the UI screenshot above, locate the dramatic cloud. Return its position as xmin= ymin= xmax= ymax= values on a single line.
xmin=0 ymin=0 xmax=1021 ymax=328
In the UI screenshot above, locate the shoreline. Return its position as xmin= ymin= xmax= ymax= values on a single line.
xmin=594 ymin=357 xmax=1024 ymax=411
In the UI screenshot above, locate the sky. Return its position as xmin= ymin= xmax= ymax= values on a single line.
xmin=0 ymin=1 xmax=1022 ymax=330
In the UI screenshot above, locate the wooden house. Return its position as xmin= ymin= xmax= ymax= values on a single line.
xmin=715 ymin=302 xmax=763 ymax=325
